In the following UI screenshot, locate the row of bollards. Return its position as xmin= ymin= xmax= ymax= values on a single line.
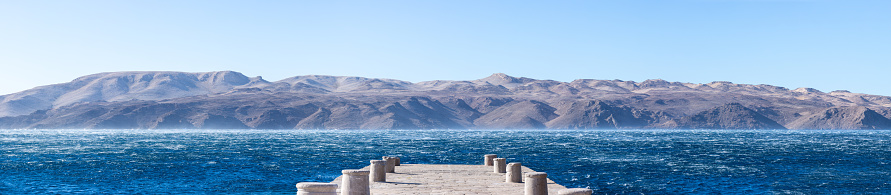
xmin=484 ymin=154 xmax=592 ymax=195
xmin=297 ymin=154 xmax=590 ymax=195
xmin=297 ymin=156 xmax=399 ymax=195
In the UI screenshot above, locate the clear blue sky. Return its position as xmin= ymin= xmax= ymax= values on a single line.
xmin=1 ymin=0 xmax=890 ymax=96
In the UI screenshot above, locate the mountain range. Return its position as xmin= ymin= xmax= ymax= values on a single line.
xmin=2 ymin=71 xmax=890 ymax=130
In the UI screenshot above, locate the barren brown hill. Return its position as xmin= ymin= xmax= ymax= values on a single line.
xmin=1 ymin=71 xmax=889 ymax=130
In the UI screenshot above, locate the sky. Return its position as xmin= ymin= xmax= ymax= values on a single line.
xmin=1 ymin=0 xmax=890 ymax=96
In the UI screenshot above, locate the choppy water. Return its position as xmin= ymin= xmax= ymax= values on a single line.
xmin=1 ymin=129 xmax=890 ymax=194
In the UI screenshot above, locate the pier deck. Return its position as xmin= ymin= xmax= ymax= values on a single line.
xmin=330 ymin=164 xmax=567 ymax=195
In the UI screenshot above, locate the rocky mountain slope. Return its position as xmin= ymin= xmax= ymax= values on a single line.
xmin=785 ymin=106 xmax=891 ymax=130
xmin=663 ymin=103 xmax=787 ymax=129
xmin=0 ymin=71 xmax=263 ymax=117
xmin=1 ymin=71 xmax=890 ymax=130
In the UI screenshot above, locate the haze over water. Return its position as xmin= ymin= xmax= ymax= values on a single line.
xmin=2 ymin=129 xmax=890 ymax=194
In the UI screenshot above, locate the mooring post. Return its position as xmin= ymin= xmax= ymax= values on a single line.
xmin=383 ymin=156 xmax=397 ymax=173
xmin=506 ymin=162 xmax=522 ymax=183
xmin=493 ymin=158 xmax=506 ymax=173
xmin=340 ymin=170 xmax=370 ymax=195
xmin=295 ymin=182 xmax=338 ymax=195
xmin=484 ymin=154 xmax=497 ymax=166
xmin=394 ymin=156 xmax=400 ymax=166
xmin=558 ymin=188 xmax=593 ymax=195
xmin=369 ymin=160 xmax=387 ymax=182
xmin=524 ymin=172 xmax=548 ymax=195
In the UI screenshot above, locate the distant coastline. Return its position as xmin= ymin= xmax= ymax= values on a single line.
xmin=1 ymin=71 xmax=890 ymax=130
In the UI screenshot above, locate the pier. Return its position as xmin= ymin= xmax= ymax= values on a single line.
xmin=297 ymin=155 xmax=592 ymax=195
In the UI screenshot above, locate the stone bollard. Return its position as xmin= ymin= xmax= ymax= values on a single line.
xmin=493 ymin=158 xmax=506 ymax=173
xmin=484 ymin=154 xmax=497 ymax=166
xmin=369 ymin=160 xmax=386 ymax=182
xmin=394 ymin=156 xmax=400 ymax=166
xmin=558 ymin=188 xmax=593 ymax=195
xmin=524 ymin=172 xmax=548 ymax=195
xmin=295 ymin=182 xmax=338 ymax=195
xmin=383 ymin=156 xmax=397 ymax=173
xmin=506 ymin=162 xmax=522 ymax=183
xmin=341 ymin=170 xmax=370 ymax=195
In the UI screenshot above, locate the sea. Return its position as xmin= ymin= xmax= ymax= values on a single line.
xmin=1 ymin=129 xmax=890 ymax=194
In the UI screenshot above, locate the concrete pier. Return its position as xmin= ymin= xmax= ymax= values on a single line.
xmin=369 ymin=160 xmax=386 ymax=182
xmin=340 ymin=170 xmax=370 ymax=195
xmin=330 ymin=164 xmax=566 ymax=195
xmin=296 ymin=182 xmax=338 ymax=195
xmin=484 ymin=154 xmax=497 ymax=166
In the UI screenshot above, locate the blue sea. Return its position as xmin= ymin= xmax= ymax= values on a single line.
xmin=2 ymin=129 xmax=890 ymax=194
